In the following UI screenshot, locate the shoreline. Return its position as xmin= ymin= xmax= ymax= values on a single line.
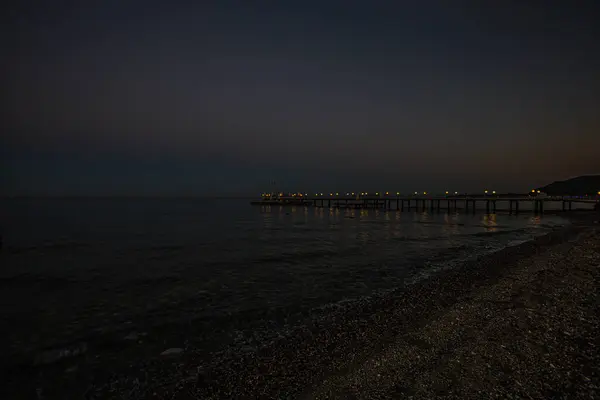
xmin=95 ymin=215 xmax=597 ymax=399
xmin=4 ymin=213 xmax=599 ymax=398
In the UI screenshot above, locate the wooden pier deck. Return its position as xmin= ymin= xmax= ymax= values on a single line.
xmin=255 ymin=195 xmax=598 ymax=215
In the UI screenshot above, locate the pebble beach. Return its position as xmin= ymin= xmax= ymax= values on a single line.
xmin=185 ymin=218 xmax=600 ymax=399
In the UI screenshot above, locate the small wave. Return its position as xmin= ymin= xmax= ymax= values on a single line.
xmin=251 ymin=246 xmax=362 ymax=264
xmin=391 ymin=236 xmax=433 ymax=242
xmin=0 ymin=274 xmax=81 ymax=287
xmin=6 ymin=242 xmax=91 ymax=253
xmin=121 ymin=275 xmax=182 ymax=288
xmin=391 ymin=228 xmax=528 ymax=242
xmin=473 ymin=224 xmax=512 ymax=229
xmin=507 ymin=239 xmax=530 ymax=246
xmin=143 ymin=244 xmax=187 ymax=252
xmin=412 ymin=221 xmax=466 ymax=227
xmin=152 ymin=244 xmax=186 ymax=251
xmin=467 ymin=227 xmax=533 ymax=238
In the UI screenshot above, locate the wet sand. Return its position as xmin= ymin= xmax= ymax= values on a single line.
xmin=5 ymin=214 xmax=600 ymax=399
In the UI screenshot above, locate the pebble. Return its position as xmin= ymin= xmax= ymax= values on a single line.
xmin=124 ymin=332 xmax=147 ymax=341
xmin=124 ymin=332 xmax=140 ymax=341
xmin=160 ymin=348 xmax=183 ymax=356
xmin=33 ymin=342 xmax=88 ymax=366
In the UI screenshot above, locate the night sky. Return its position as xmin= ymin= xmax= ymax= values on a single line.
xmin=2 ymin=1 xmax=599 ymax=196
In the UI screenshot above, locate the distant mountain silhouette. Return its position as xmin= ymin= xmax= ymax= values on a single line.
xmin=538 ymin=175 xmax=600 ymax=195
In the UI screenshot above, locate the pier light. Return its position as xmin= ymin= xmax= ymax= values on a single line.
xmin=531 ymin=189 xmax=535 ymax=193
xmin=320 ymin=193 xmax=323 ymax=196
xmin=336 ymin=192 xmax=339 ymax=196
xmin=352 ymin=192 xmax=355 ymax=196
xmin=492 ymin=190 xmax=496 ymax=194
xmin=329 ymin=193 xmax=333 ymax=196
xmin=455 ymin=191 xmax=458 ymax=195
xmin=385 ymin=191 xmax=389 ymax=195
xmin=423 ymin=191 xmax=427 ymax=195
xmin=365 ymin=192 xmax=368 ymax=195
xmin=445 ymin=191 xmax=449 ymax=195
xmin=484 ymin=190 xmax=488 ymax=194
xmin=537 ymin=190 xmax=541 ymax=194
xmin=361 ymin=192 xmax=364 ymax=195
xmin=376 ymin=192 xmax=379 ymax=196
xmin=396 ymin=192 xmax=400 ymax=195
xmin=598 ymin=191 xmax=600 ymax=195
xmin=414 ymin=192 xmax=418 ymax=195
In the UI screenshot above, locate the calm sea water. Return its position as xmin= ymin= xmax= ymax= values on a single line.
xmin=0 ymin=198 xmax=568 ymax=363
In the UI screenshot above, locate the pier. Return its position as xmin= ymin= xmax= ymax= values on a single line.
xmin=255 ymin=194 xmax=598 ymax=215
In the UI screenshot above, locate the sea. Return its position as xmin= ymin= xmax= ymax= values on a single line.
xmin=0 ymin=197 xmax=571 ymax=368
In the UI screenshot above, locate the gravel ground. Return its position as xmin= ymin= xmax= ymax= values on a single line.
xmin=5 ymin=218 xmax=600 ymax=399
xmin=307 ymin=228 xmax=600 ymax=399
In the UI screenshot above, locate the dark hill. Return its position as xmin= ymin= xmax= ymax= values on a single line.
xmin=538 ymin=175 xmax=600 ymax=195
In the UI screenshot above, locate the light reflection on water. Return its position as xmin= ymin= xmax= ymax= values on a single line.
xmin=529 ymin=216 xmax=542 ymax=225
xmin=481 ymin=214 xmax=498 ymax=232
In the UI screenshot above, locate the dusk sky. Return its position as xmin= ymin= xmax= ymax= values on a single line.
xmin=2 ymin=1 xmax=599 ymax=196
